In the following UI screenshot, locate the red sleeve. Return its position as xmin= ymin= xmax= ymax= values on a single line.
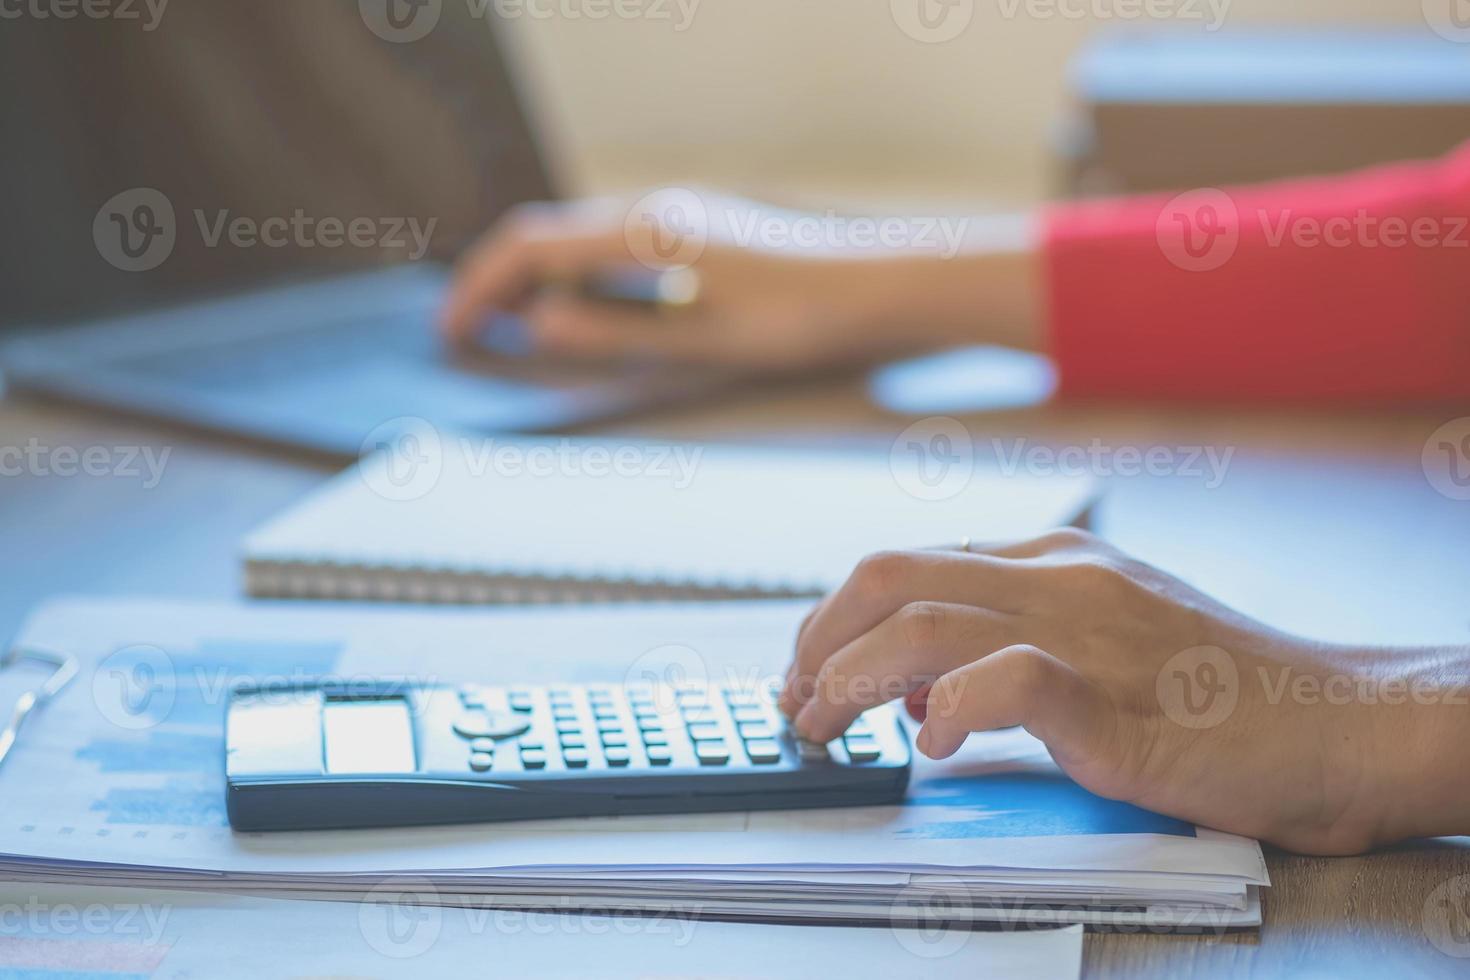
xmin=1043 ymin=143 xmax=1470 ymax=403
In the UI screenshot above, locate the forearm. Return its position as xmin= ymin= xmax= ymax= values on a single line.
xmin=1043 ymin=145 xmax=1470 ymax=402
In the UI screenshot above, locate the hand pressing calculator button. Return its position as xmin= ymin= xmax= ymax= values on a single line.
xmin=225 ymin=679 xmax=911 ymax=832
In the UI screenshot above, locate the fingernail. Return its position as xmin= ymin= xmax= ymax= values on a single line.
xmin=793 ymin=704 xmax=815 ymax=738
xmin=915 ymin=724 xmax=932 ymax=756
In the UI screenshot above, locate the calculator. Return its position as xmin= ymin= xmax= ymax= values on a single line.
xmin=224 ymin=679 xmax=911 ymax=832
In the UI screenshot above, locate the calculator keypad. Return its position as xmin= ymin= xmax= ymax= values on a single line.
xmin=447 ymin=681 xmax=896 ymax=775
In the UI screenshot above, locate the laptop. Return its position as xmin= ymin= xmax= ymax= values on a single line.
xmin=0 ymin=3 xmax=737 ymax=457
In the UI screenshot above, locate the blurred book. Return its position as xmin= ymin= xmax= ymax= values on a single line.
xmin=242 ymin=437 xmax=1097 ymax=604
xmin=1060 ymin=31 xmax=1470 ymax=195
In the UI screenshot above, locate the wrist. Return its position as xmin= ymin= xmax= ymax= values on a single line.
xmin=1355 ymin=651 xmax=1470 ymax=844
xmin=837 ymin=214 xmax=1045 ymax=354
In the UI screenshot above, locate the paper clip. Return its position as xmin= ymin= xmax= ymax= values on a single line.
xmin=0 ymin=646 xmax=79 ymax=771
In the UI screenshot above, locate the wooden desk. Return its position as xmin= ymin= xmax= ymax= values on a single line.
xmin=2 ymin=381 xmax=1468 ymax=978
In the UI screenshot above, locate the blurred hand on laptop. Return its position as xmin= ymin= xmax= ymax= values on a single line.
xmin=441 ymin=193 xmax=1042 ymax=371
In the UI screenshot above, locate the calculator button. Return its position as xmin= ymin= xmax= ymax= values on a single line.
xmin=687 ymin=723 xmax=723 ymax=742
xmin=552 ymin=705 xmax=578 ymax=721
xmin=592 ymin=704 xmax=619 ymax=721
xmin=738 ymin=722 xmax=774 ymax=740
xmin=468 ymin=751 xmax=494 ymax=772
xmin=695 ymin=742 xmax=731 ymax=766
xmin=796 ymin=739 xmax=830 ymax=762
xmin=600 ymin=732 xmax=628 ymax=748
xmin=562 ymin=748 xmax=589 ymax=769
xmin=604 ymin=747 xmax=631 ymax=767
xmin=632 ymin=704 xmax=660 ymax=719
xmin=520 ymin=750 xmax=547 ymax=770
xmin=559 ymin=734 xmax=586 ymax=749
xmin=519 ymin=740 xmax=544 ymax=752
xmin=555 ymin=719 xmax=582 ymax=734
xmin=745 ymin=740 xmax=782 ymax=764
xmin=458 ymin=686 xmax=486 ymax=708
xmin=682 ymin=708 xmax=717 ymax=724
xmin=641 ymin=731 xmax=668 ymax=746
xmin=846 ymin=718 xmax=872 ymax=737
xmin=844 ymin=738 xmax=881 ymax=763
xmin=468 ymin=737 xmax=497 ymax=754
xmin=508 ymin=693 xmax=535 ymax=713
xmin=596 ymin=718 xmax=623 ymax=733
xmin=646 ymin=746 xmax=673 ymax=766
xmin=731 ymin=706 xmax=766 ymax=723
xmin=453 ymin=710 xmax=531 ymax=741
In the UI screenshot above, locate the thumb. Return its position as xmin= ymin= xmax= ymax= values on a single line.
xmin=917 ymin=644 xmax=1113 ymax=767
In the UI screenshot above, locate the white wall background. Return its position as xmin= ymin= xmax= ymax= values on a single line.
xmin=501 ymin=0 xmax=1432 ymax=207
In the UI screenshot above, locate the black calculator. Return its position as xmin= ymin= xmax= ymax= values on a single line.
xmin=225 ymin=679 xmax=911 ymax=832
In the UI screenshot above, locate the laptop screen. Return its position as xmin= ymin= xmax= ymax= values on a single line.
xmin=0 ymin=0 xmax=556 ymax=329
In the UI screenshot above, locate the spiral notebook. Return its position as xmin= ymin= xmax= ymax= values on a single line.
xmin=242 ymin=436 xmax=1098 ymax=604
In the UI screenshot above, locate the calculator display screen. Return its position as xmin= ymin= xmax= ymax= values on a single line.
xmin=322 ymin=698 xmax=417 ymax=774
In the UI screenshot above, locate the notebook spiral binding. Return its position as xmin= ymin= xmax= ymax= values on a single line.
xmin=243 ymin=559 xmax=818 ymax=606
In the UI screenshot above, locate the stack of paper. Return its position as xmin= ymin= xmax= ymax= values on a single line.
xmin=2 ymin=884 xmax=1085 ymax=979
xmin=0 ymin=598 xmax=1267 ymax=931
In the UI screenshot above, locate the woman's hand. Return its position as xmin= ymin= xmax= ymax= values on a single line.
xmin=440 ymin=193 xmax=1042 ymax=369
xmin=780 ymin=528 xmax=1470 ymax=855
